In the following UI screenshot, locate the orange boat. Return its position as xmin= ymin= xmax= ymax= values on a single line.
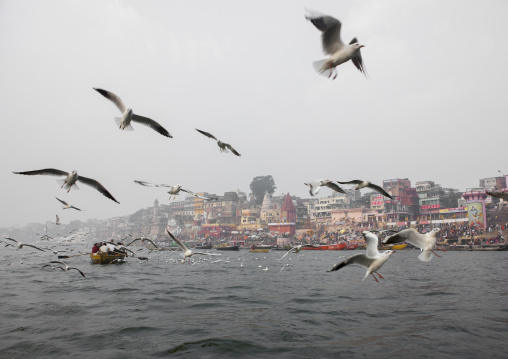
xmin=345 ymin=244 xmax=358 ymax=250
xmin=301 ymin=243 xmax=346 ymax=250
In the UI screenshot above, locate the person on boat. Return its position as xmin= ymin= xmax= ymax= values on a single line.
xmin=107 ymin=240 xmax=116 ymax=254
xmin=99 ymin=242 xmax=109 ymax=253
xmin=92 ymin=243 xmax=100 ymax=253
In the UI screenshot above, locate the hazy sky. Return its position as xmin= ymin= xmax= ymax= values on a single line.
xmin=1 ymin=0 xmax=507 ymax=228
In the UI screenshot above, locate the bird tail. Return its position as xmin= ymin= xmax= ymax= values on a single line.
xmin=418 ymin=250 xmax=433 ymax=262
xmin=313 ymin=59 xmax=333 ymax=77
xmin=56 ymin=179 xmax=79 ymax=191
xmin=114 ymin=117 xmax=134 ymax=131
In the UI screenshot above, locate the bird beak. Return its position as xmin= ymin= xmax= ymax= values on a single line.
xmin=391 ymin=251 xmax=396 ymax=253
xmin=360 ymin=45 xmax=365 ymax=48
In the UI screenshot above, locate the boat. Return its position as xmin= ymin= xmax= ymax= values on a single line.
xmin=301 ymin=243 xmax=346 ymax=250
xmin=195 ymin=244 xmax=212 ymax=249
xmin=90 ymin=252 xmax=126 ymax=264
xmin=344 ymin=243 xmax=358 ymax=250
xmin=249 ymin=248 xmax=269 ymax=253
xmin=215 ymin=245 xmax=239 ymax=251
xmin=379 ymin=243 xmax=408 ymax=250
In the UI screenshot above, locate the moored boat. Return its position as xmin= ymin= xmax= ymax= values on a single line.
xmin=344 ymin=243 xmax=358 ymax=250
xmin=195 ymin=244 xmax=212 ymax=249
xmin=301 ymin=243 xmax=346 ymax=250
xmin=249 ymin=248 xmax=269 ymax=253
xmin=90 ymin=252 xmax=126 ymax=264
xmin=215 ymin=245 xmax=239 ymax=251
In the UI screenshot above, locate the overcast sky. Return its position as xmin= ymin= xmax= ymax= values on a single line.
xmin=1 ymin=0 xmax=507 ymax=228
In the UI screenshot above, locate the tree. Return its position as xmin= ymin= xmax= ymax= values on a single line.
xmin=250 ymin=175 xmax=277 ymax=205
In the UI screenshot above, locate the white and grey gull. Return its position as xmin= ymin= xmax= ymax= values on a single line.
xmin=13 ymin=169 xmax=119 ymax=203
xmin=382 ymin=228 xmax=444 ymax=262
xmin=94 ymin=88 xmax=172 ymax=138
xmin=195 ymin=129 xmax=241 ymax=156
xmin=304 ymin=179 xmax=346 ymax=197
xmin=305 ymin=8 xmax=367 ymax=79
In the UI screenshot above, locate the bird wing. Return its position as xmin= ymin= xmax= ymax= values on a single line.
xmin=93 ymin=88 xmax=126 ymax=113
xmin=49 ymin=260 xmax=67 ymax=267
xmin=55 ymin=197 xmax=69 ymax=206
xmin=179 ymin=188 xmax=195 ymax=195
xmin=132 ymin=114 xmax=172 ymax=138
xmin=279 ymin=248 xmax=294 ymax=261
xmin=305 ymin=9 xmax=344 ymax=55
xmin=24 ymin=244 xmax=45 ymax=252
xmin=166 ymin=229 xmax=188 ymax=252
xmin=337 ymin=180 xmax=363 ymax=185
xmin=305 ymin=180 xmax=321 ymax=196
xmin=76 ymin=175 xmax=119 ymax=204
xmin=324 ymin=182 xmax=346 ymax=194
xmin=195 ymin=128 xmax=217 ymax=140
xmin=125 ymin=238 xmax=141 ymax=246
xmin=383 ymin=228 xmax=417 ymax=245
xmin=349 ymin=38 xmax=368 ymax=77
xmin=13 ymin=168 xmax=69 ymax=177
xmin=134 ymin=180 xmax=172 ymax=188
xmin=70 ymin=205 xmax=81 ymax=211
xmin=327 ymin=254 xmax=374 ymax=272
xmin=224 ymin=143 xmax=241 ymax=156
xmin=69 ymin=267 xmax=87 ymax=278
xmin=4 ymin=237 xmax=19 ymax=244
xmin=143 ymin=238 xmax=159 ymax=249
xmin=363 ymin=232 xmax=380 ymax=258
xmin=367 ymin=183 xmax=393 ymax=199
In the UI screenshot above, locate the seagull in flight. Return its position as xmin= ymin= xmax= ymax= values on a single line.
xmin=94 ymin=88 xmax=172 ymax=138
xmin=134 ymin=180 xmax=215 ymax=200
xmin=4 ymin=237 xmax=45 ymax=252
xmin=327 ymin=231 xmax=394 ymax=282
xmin=195 ymin=129 xmax=241 ymax=156
xmin=166 ymin=229 xmax=220 ymax=263
xmin=125 ymin=237 xmax=159 ymax=249
xmin=382 ymin=228 xmax=443 ymax=262
xmin=304 ymin=179 xmax=346 ymax=196
xmin=337 ymin=180 xmax=394 ymax=199
xmin=305 ymin=8 xmax=367 ymax=80
xmin=55 ymin=197 xmax=82 ymax=211
xmin=54 ymin=215 xmax=61 ymax=225
xmin=42 ymin=264 xmax=65 ymax=271
xmin=279 ymin=244 xmax=318 ymax=260
xmin=49 ymin=261 xmax=87 ymax=278
xmin=13 ymin=169 xmax=119 ymax=203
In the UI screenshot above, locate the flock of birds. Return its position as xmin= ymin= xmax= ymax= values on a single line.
xmin=5 ymin=10 xmax=453 ymax=282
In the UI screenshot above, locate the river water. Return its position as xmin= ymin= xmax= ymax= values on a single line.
xmin=0 ymin=246 xmax=506 ymax=358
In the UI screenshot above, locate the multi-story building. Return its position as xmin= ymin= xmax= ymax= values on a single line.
xmin=479 ymin=176 xmax=507 ymax=190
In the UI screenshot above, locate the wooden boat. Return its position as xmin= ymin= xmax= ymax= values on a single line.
xmin=195 ymin=244 xmax=212 ymax=249
xmin=344 ymin=243 xmax=358 ymax=250
xmin=379 ymin=243 xmax=408 ymax=250
xmin=249 ymin=248 xmax=269 ymax=253
xmin=215 ymin=245 xmax=239 ymax=251
xmin=90 ymin=252 xmax=126 ymax=264
xmin=301 ymin=243 xmax=346 ymax=250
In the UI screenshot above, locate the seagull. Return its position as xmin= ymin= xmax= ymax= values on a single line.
xmin=382 ymin=228 xmax=443 ymax=262
xmin=280 ymin=263 xmax=294 ymax=272
xmin=13 ymin=169 xmax=119 ymax=203
xmin=327 ymin=231 xmax=394 ymax=282
xmin=305 ymin=8 xmax=367 ymax=80
xmin=134 ymin=180 xmax=214 ymax=200
xmin=54 ymin=215 xmax=61 ymax=225
xmin=337 ymin=180 xmax=394 ymax=199
xmin=93 ymin=88 xmax=172 ymax=138
xmin=304 ymin=179 xmax=346 ymax=196
xmin=49 ymin=261 xmax=86 ymax=278
xmin=486 ymin=190 xmax=508 ymax=201
xmin=125 ymin=237 xmax=158 ymax=249
xmin=195 ymin=129 xmax=241 ymax=156
xmin=55 ymin=197 xmax=81 ymax=211
xmin=166 ymin=229 xmax=219 ymax=263
xmin=279 ymin=244 xmax=318 ymax=260
xmin=42 ymin=264 xmax=65 ymax=271
xmin=4 ymin=237 xmax=45 ymax=251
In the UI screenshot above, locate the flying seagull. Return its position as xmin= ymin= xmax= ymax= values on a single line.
xmin=304 ymin=179 xmax=346 ymax=196
xmin=279 ymin=244 xmax=318 ymax=260
xmin=49 ymin=261 xmax=87 ymax=278
xmin=382 ymin=228 xmax=444 ymax=262
xmin=94 ymin=88 xmax=172 ymax=138
xmin=337 ymin=180 xmax=394 ymax=199
xmin=124 ymin=237 xmax=158 ymax=249
xmin=327 ymin=231 xmax=394 ymax=282
xmin=54 ymin=215 xmax=61 ymax=225
xmin=166 ymin=229 xmax=219 ymax=263
xmin=134 ymin=180 xmax=215 ymax=200
xmin=55 ymin=197 xmax=81 ymax=211
xmin=4 ymin=237 xmax=45 ymax=252
xmin=305 ymin=8 xmax=367 ymax=80
xmin=13 ymin=169 xmax=119 ymax=203
xmin=42 ymin=264 xmax=65 ymax=271
xmin=195 ymin=129 xmax=241 ymax=156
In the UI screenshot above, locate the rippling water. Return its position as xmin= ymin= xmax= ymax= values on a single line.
xmin=0 ymin=246 xmax=506 ymax=358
